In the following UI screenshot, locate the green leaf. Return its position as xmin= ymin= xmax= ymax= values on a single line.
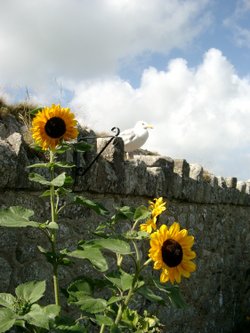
xmin=40 ymin=189 xmax=51 ymax=197
xmin=77 ymin=296 xmax=107 ymax=314
xmin=29 ymin=107 xmax=43 ymax=116
xmin=29 ymin=172 xmax=51 ymax=185
xmin=38 ymin=247 xmax=71 ymax=266
xmin=95 ymin=314 xmax=113 ymax=326
xmin=110 ymin=325 xmax=122 ymax=333
xmin=55 ymin=186 xmax=72 ymax=197
xmin=28 ymin=161 xmax=75 ymax=169
xmin=153 ymin=279 xmax=187 ymax=308
xmin=120 ymin=270 xmax=134 ymax=291
xmin=0 ymin=206 xmax=40 ymax=228
xmin=113 ymin=206 xmax=134 ymax=220
xmin=47 ymin=222 xmax=59 ymax=230
xmin=14 ymin=319 xmax=26 ymax=328
xmin=105 ymin=270 xmax=133 ymax=291
xmin=23 ymin=304 xmax=50 ymax=329
xmin=73 ymin=196 xmax=109 ymax=216
xmin=0 ymin=308 xmax=15 ymax=333
xmin=51 ymin=172 xmax=66 ymax=187
xmin=92 ymin=238 xmax=131 ymax=255
xmin=124 ymin=230 xmax=149 ymax=240
xmin=29 ymin=172 xmax=69 ymax=187
xmin=73 ymin=141 xmax=92 ymax=152
xmin=43 ymin=304 xmax=60 ymax=320
xmin=67 ymin=279 xmax=93 ymax=297
xmin=105 ymin=272 xmax=122 ymax=290
xmin=64 ymin=175 xmax=73 ymax=185
xmin=15 ymin=280 xmax=46 ymax=304
xmin=133 ymin=205 xmax=151 ymax=222
xmin=66 ymin=248 xmax=108 ymax=272
xmin=27 ymin=162 xmax=50 ymax=169
xmin=107 ymin=296 xmax=124 ymax=305
xmin=55 ymin=143 xmax=72 ymax=154
xmin=0 ymin=293 xmax=16 ymax=309
xmin=137 ymin=286 xmax=164 ymax=304
xmin=54 ymin=317 xmax=87 ymax=333
xmin=23 ymin=305 xmax=60 ymax=329
xmin=53 ymin=161 xmax=75 ymax=169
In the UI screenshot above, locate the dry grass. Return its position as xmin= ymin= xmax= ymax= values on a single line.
xmin=0 ymin=97 xmax=38 ymax=145
xmin=0 ymin=99 xmax=37 ymax=126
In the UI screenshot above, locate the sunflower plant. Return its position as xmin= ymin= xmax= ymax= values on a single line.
xmin=0 ymin=104 xmax=196 ymax=333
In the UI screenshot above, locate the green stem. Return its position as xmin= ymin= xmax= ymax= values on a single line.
xmin=141 ymin=257 xmax=152 ymax=269
xmin=131 ymin=219 xmax=140 ymax=231
xmin=114 ymin=284 xmax=134 ymax=325
xmin=49 ymin=150 xmax=60 ymax=306
xmin=114 ymin=241 xmax=140 ymax=326
xmin=99 ymin=324 xmax=105 ymax=333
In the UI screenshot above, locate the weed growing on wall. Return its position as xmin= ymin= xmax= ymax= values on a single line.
xmin=0 ymin=104 xmax=196 ymax=332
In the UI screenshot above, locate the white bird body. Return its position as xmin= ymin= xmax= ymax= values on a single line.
xmin=120 ymin=121 xmax=153 ymax=153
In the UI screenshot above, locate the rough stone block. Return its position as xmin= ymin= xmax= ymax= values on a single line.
xmin=225 ymin=177 xmax=237 ymax=188
xmin=97 ymin=136 xmax=124 ymax=164
xmin=146 ymin=167 xmax=166 ymax=197
xmin=189 ymin=163 xmax=203 ymax=181
xmin=173 ymin=159 xmax=190 ymax=178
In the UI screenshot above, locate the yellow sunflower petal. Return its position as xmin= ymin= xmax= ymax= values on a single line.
xmin=168 ymin=269 xmax=176 ymax=284
xmin=160 ymin=270 xmax=169 ymax=283
xmin=149 ymin=197 xmax=167 ymax=218
xmin=149 ymin=222 xmax=196 ymax=284
xmin=31 ymin=104 xmax=78 ymax=150
xmin=178 ymin=264 xmax=191 ymax=278
xmin=182 ymin=260 xmax=196 ymax=272
xmin=169 ymin=222 xmax=180 ymax=236
xmin=175 ymin=229 xmax=188 ymax=241
xmin=140 ymin=218 xmax=157 ymax=234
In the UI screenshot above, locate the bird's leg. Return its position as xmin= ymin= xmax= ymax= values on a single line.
xmin=124 ymin=152 xmax=133 ymax=160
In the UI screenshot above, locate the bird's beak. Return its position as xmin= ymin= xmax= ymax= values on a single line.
xmin=146 ymin=124 xmax=154 ymax=129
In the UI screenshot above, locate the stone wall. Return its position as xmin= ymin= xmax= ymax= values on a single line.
xmin=0 ymin=114 xmax=249 ymax=333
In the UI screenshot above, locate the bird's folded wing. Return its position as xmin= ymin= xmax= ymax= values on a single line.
xmin=120 ymin=130 xmax=136 ymax=144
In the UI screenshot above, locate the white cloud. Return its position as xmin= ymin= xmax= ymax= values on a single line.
xmin=224 ymin=0 xmax=250 ymax=48
xmin=1 ymin=1 xmax=249 ymax=180
xmin=0 ymin=0 xmax=210 ymax=86
xmin=69 ymin=48 xmax=250 ymax=180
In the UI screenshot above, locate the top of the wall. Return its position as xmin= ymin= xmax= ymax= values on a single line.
xmin=0 ymin=113 xmax=250 ymax=206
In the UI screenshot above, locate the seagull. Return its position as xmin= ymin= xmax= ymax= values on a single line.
xmin=119 ymin=120 xmax=153 ymax=157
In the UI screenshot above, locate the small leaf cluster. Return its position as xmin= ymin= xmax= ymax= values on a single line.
xmin=0 ymin=281 xmax=60 ymax=332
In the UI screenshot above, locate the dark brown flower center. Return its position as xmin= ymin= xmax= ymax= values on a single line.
xmin=162 ymin=239 xmax=183 ymax=267
xmin=45 ymin=117 xmax=66 ymax=138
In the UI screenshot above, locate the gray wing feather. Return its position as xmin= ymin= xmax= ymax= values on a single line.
xmin=120 ymin=129 xmax=136 ymax=144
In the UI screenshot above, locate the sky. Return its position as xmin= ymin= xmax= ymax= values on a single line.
xmin=1 ymin=0 xmax=250 ymax=180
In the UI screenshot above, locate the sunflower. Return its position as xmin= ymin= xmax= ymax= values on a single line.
xmin=149 ymin=222 xmax=196 ymax=284
xmin=31 ymin=104 xmax=78 ymax=150
xmin=140 ymin=197 xmax=167 ymax=234
xmin=149 ymin=197 xmax=167 ymax=218
xmin=140 ymin=217 xmax=157 ymax=233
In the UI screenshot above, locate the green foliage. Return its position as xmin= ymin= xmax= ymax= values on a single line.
xmin=15 ymin=280 xmax=46 ymax=304
xmin=133 ymin=205 xmax=151 ymax=222
xmin=0 ymin=134 xmax=194 ymax=332
xmin=73 ymin=195 xmax=109 ymax=216
xmin=0 ymin=281 xmax=60 ymax=332
xmin=29 ymin=106 xmax=43 ymax=116
xmin=80 ymin=238 xmax=132 ymax=255
xmin=29 ymin=171 xmax=73 ymax=187
xmin=0 ymin=206 xmax=40 ymax=228
xmin=73 ymin=141 xmax=93 ymax=152
xmin=152 ymin=278 xmax=187 ymax=308
xmin=28 ymin=161 xmax=76 ymax=169
xmin=65 ymin=244 xmax=109 ymax=272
